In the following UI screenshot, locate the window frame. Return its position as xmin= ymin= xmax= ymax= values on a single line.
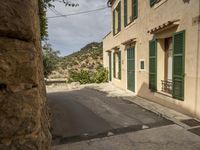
xmin=124 ymin=0 xmax=138 ymax=28
xmin=113 ymin=50 xmax=122 ymax=80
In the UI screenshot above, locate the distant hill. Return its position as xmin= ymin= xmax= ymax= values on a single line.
xmin=48 ymin=42 xmax=103 ymax=79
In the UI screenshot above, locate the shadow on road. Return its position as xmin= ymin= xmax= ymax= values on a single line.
xmin=47 ymin=87 xmax=173 ymax=145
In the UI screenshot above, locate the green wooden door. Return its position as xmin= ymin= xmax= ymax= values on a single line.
xmin=127 ymin=47 xmax=135 ymax=92
xmin=109 ymin=52 xmax=112 ymax=81
xmin=172 ymin=31 xmax=185 ymax=100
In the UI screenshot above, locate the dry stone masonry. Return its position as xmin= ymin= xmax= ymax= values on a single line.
xmin=0 ymin=0 xmax=51 ymax=149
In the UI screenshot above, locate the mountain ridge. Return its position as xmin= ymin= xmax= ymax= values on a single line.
xmin=48 ymin=42 xmax=103 ymax=79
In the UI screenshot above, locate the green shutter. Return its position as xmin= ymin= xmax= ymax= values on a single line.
xmin=124 ymin=0 xmax=127 ymax=27
xmin=113 ymin=53 xmax=116 ymax=78
xmin=172 ymin=31 xmax=185 ymax=100
xmin=132 ymin=0 xmax=138 ymax=19
xmin=109 ymin=52 xmax=112 ymax=81
xmin=127 ymin=47 xmax=135 ymax=92
xmin=150 ymin=0 xmax=156 ymax=7
xmin=118 ymin=51 xmax=121 ymax=79
xmin=113 ymin=11 xmax=115 ymax=35
xmin=118 ymin=2 xmax=121 ymax=32
xmin=149 ymin=39 xmax=157 ymax=91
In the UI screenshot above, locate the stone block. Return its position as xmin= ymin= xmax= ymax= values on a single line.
xmin=0 ymin=88 xmax=41 ymax=138
xmin=0 ymin=38 xmax=39 ymax=89
xmin=0 ymin=0 xmax=39 ymax=41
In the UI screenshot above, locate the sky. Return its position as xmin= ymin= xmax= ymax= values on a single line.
xmin=47 ymin=0 xmax=111 ymax=56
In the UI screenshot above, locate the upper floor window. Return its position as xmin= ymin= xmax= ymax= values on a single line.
xmin=124 ymin=0 xmax=138 ymax=27
xmin=113 ymin=1 xmax=121 ymax=35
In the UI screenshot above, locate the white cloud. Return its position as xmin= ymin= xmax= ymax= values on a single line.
xmin=47 ymin=0 xmax=111 ymax=56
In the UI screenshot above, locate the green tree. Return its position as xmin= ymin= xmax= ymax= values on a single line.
xmin=42 ymin=43 xmax=60 ymax=77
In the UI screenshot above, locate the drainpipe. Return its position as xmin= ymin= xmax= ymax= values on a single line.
xmin=195 ymin=0 xmax=200 ymax=117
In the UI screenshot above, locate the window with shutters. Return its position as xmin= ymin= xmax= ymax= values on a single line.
xmin=161 ymin=37 xmax=173 ymax=95
xmin=113 ymin=50 xmax=121 ymax=79
xmin=113 ymin=2 xmax=121 ymax=35
xmin=152 ymin=31 xmax=185 ymax=101
xmin=172 ymin=31 xmax=185 ymax=100
xmin=124 ymin=0 xmax=138 ymax=27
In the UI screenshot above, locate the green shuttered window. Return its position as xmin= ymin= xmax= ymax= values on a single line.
xmin=113 ymin=11 xmax=115 ymax=35
xmin=132 ymin=0 xmax=138 ymax=19
xmin=118 ymin=51 xmax=122 ymax=79
xmin=149 ymin=39 xmax=157 ymax=91
xmin=117 ymin=2 xmax=121 ymax=33
xmin=113 ymin=53 xmax=116 ymax=78
xmin=125 ymin=0 xmax=138 ymax=27
xmin=172 ymin=31 xmax=185 ymax=100
xmin=113 ymin=2 xmax=121 ymax=35
xmin=124 ymin=0 xmax=127 ymax=27
xmin=109 ymin=52 xmax=112 ymax=81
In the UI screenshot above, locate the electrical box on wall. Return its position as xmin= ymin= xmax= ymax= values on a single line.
xmin=139 ymin=59 xmax=145 ymax=71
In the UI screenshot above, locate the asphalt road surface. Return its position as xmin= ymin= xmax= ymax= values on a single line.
xmin=48 ymin=90 xmax=112 ymax=138
xmin=48 ymin=87 xmax=172 ymax=144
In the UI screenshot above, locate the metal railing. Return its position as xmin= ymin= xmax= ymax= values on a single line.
xmin=161 ymin=80 xmax=172 ymax=94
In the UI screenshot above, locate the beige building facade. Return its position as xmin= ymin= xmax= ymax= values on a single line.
xmin=103 ymin=0 xmax=200 ymax=118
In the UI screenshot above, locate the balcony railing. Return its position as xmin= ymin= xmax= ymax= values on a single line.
xmin=161 ymin=80 xmax=172 ymax=94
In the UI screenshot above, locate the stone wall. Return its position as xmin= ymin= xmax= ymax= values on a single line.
xmin=0 ymin=0 xmax=51 ymax=149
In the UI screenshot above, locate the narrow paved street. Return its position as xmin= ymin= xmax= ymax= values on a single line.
xmin=48 ymin=87 xmax=172 ymax=144
xmin=48 ymin=90 xmax=112 ymax=139
xmin=48 ymin=84 xmax=200 ymax=150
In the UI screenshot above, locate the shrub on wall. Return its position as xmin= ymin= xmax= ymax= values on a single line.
xmin=68 ymin=68 xmax=108 ymax=84
xmin=93 ymin=68 xmax=108 ymax=83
